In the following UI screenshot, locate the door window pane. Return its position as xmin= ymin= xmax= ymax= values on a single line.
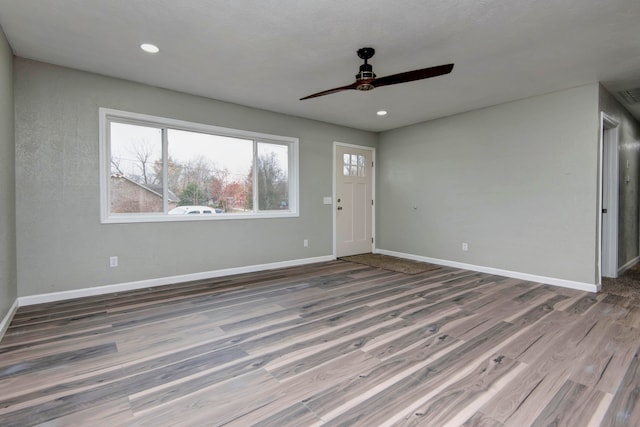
xmin=357 ymin=154 xmax=366 ymax=177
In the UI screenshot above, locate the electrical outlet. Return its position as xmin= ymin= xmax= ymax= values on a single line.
xmin=303 ymin=239 xmax=309 ymax=247
xmin=110 ymin=256 xmax=118 ymax=267
xmin=462 ymin=242 xmax=469 ymax=252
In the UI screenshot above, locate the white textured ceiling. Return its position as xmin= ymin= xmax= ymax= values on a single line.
xmin=1 ymin=0 xmax=639 ymax=132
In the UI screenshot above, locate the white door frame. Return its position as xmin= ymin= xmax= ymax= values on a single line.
xmin=333 ymin=142 xmax=376 ymax=257
xmin=597 ymin=112 xmax=620 ymax=285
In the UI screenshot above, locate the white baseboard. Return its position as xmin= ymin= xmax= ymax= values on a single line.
xmin=618 ymin=256 xmax=640 ymax=276
xmin=0 ymin=298 xmax=19 ymax=342
xmin=18 ymin=255 xmax=335 ymax=306
xmin=374 ymin=249 xmax=598 ymax=293
xmin=15 ymin=248 xmax=602 ymax=307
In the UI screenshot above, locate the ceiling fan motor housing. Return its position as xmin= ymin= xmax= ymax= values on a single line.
xmin=356 ymin=63 xmax=376 ymax=90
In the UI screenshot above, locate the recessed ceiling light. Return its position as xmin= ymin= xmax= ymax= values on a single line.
xmin=140 ymin=43 xmax=159 ymax=54
xmin=377 ymin=110 xmax=387 ymax=116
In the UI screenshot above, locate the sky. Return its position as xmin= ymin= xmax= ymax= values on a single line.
xmin=110 ymin=122 xmax=287 ymax=183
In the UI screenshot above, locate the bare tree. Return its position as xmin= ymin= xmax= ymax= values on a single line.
xmin=181 ymin=156 xmax=212 ymax=191
xmin=131 ymin=139 xmax=157 ymax=184
xmin=154 ymin=156 xmax=183 ymax=192
xmin=257 ymin=152 xmax=288 ymax=210
xmin=208 ymin=167 xmax=230 ymax=206
xmin=245 ymin=152 xmax=288 ymax=210
xmin=110 ymin=157 xmax=124 ymax=175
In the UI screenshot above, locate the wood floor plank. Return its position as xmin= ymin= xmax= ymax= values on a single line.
xmin=317 ymin=322 xmax=519 ymax=425
xmin=478 ymin=313 xmax=608 ymax=425
xmin=498 ymin=310 xmax=572 ymax=362
xmin=302 ymin=334 xmax=462 ymax=419
xmin=617 ymin=306 xmax=640 ymax=329
xmin=222 ymin=351 xmax=380 ymax=426
xmin=130 ymin=369 xmax=281 ymax=427
xmin=529 ymin=379 xmax=608 ymax=427
xmin=462 ymin=412 xmax=505 ymax=427
xmin=389 ymin=354 xmax=525 ymax=426
xmin=113 ymin=313 xmax=226 ymax=355
xmin=1 ymin=259 xmax=639 ymax=426
xmin=569 ymin=322 xmax=639 ymax=392
xmin=0 ymin=344 xmax=247 ymax=420
xmin=243 ymin=402 xmax=322 ymax=427
xmin=0 ymin=343 xmax=117 ymax=380
xmin=31 ymin=397 xmax=134 ymax=427
xmin=562 ymin=293 xmax=601 ymax=315
xmin=600 ymin=350 xmax=640 ymax=427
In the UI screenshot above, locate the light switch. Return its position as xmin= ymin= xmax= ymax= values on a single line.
xmin=323 ymin=197 xmax=333 ymax=205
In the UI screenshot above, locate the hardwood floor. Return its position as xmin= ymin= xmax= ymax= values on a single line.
xmin=1 ymin=260 xmax=639 ymax=426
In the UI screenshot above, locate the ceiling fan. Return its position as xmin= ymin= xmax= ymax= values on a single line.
xmin=300 ymin=47 xmax=454 ymax=100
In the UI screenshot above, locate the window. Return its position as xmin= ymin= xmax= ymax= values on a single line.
xmin=100 ymin=108 xmax=298 ymax=223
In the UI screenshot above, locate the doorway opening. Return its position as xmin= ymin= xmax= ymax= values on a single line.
xmin=599 ymin=112 xmax=620 ymax=285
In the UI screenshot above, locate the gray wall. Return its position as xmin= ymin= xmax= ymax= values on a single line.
xmin=599 ymin=85 xmax=640 ymax=269
xmin=377 ymin=84 xmax=600 ymax=284
xmin=0 ymin=28 xmax=16 ymax=320
xmin=14 ymin=59 xmax=376 ymax=297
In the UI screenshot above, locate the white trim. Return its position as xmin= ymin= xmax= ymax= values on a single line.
xmin=99 ymin=108 xmax=109 ymax=223
xmin=372 ymin=149 xmax=376 ymax=250
xmin=18 ymin=255 xmax=334 ymax=306
xmin=618 ymin=255 xmax=640 ymax=276
xmin=332 ymin=144 xmax=337 ymax=257
xmin=598 ymin=112 xmax=620 ymax=281
xmin=99 ymin=107 xmax=299 ymax=224
xmin=0 ymin=299 xmax=19 ymax=342
xmin=101 ymin=211 xmax=299 ymax=224
xmin=375 ymin=249 xmax=598 ymax=293
xmin=99 ymin=108 xmax=299 ymax=144
xmin=332 ymin=142 xmax=376 ymax=258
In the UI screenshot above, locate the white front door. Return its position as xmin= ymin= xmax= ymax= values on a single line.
xmin=335 ymin=144 xmax=373 ymax=257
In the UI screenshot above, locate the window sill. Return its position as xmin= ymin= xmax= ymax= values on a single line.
xmin=101 ymin=211 xmax=299 ymax=224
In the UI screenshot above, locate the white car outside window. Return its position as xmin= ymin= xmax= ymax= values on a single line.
xmin=168 ymin=206 xmax=217 ymax=215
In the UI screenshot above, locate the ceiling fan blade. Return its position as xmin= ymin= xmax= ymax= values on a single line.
xmin=300 ymin=82 xmax=359 ymax=100
xmin=372 ymin=63 xmax=454 ymax=88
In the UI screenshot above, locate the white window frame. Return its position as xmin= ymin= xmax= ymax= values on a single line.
xmin=99 ymin=108 xmax=299 ymax=223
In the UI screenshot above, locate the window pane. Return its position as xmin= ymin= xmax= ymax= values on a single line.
xmin=109 ymin=122 xmax=163 ymax=213
xmin=167 ymin=129 xmax=253 ymax=214
xmin=358 ymin=155 xmax=366 ymax=177
xmin=257 ymin=142 xmax=289 ymax=210
xmin=343 ymin=154 xmax=350 ymax=176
